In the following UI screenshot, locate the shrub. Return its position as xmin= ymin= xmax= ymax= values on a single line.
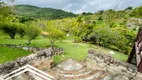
xmin=73 ymin=36 xmax=82 ymax=43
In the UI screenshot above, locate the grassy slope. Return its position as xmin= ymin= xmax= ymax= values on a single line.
xmin=0 ymin=46 xmax=31 ymax=64
xmin=0 ymin=36 xmax=129 ymax=64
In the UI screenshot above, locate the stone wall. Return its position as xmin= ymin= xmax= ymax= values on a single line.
xmin=88 ymin=49 xmax=137 ymax=72
xmin=0 ymin=46 xmax=64 ymax=75
xmin=0 ymin=44 xmax=44 ymax=53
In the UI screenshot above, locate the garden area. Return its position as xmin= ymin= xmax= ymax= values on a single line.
xmin=0 ymin=35 xmax=129 ymax=64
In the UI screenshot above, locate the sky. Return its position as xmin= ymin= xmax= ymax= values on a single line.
xmin=14 ymin=0 xmax=142 ymax=14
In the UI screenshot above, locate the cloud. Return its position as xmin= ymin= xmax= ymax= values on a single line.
xmin=14 ymin=0 xmax=142 ymax=14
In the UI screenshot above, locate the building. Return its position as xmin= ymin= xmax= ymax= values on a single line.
xmin=128 ymin=27 xmax=142 ymax=72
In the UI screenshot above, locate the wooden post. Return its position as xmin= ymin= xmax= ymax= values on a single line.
xmin=138 ymin=60 xmax=142 ymax=72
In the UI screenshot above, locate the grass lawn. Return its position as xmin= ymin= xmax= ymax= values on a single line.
xmin=0 ymin=36 xmax=129 ymax=64
xmin=0 ymin=46 xmax=31 ymax=64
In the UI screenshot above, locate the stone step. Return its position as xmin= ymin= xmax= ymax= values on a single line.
xmin=52 ymin=67 xmax=87 ymax=75
xmin=56 ymin=70 xmax=104 ymax=79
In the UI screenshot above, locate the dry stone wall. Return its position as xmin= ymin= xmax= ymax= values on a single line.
xmin=0 ymin=44 xmax=43 ymax=52
xmin=88 ymin=49 xmax=137 ymax=72
xmin=0 ymin=45 xmax=64 ymax=75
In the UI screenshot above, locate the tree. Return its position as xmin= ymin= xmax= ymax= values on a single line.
xmin=82 ymin=12 xmax=87 ymax=15
xmin=73 ymin=36 xmax=82 ymax=47
xmin=0 ymin=0 xmax=14 ymax=8
xmin=58 ymin=31 xmax=65 ymax=43
xmin=25 ymin=22 xmax=41 ymax=45
xmin=17 ymin=23 xmax=26 ymax=38
xmin=115 ymin=10 xmax=127 ymax=19
xmin=0 ymin=21 xmax=26 ymax=39
xmin=0 ymin=6 xmax=15 ymax=22
xmin=130 ymin=6 xmax=142 ymax=18
xmin=59 ymin=18 xmax=77 ymax=33
xmin=46 ymin=20 xmax=65 ymax=49
xmin=88 ymin=26 xmax=128 ymax=52
xmin=125 ymin=6 xmax=133 ymax=11
xmin=0 ymin=22 xmax=16 ymax=39
xmin=0 ymin=1 xmax=26 ymax=39
xmin=98 ymin=10 xmax=104 ymax=14
xmin=71 ymin=15 xmax=85 ymax=37
xmin=0 ymin=0 xmax=14 ymax=16
xmin=82 ymin=12 xmax=93 ymax=15
xmin=102 ymin=9 xmax=116 ymax=26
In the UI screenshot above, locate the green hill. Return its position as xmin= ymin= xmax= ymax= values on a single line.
xmin=14 ymin=4 xmax=76 ymax=19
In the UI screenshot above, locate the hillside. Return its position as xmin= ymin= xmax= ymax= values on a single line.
xmin=14 ymin=4 xmax=76 ymax=19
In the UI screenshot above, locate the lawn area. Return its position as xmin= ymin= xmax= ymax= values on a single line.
xmin=0 ymin=36 xmax=129 ymax=64
xmin=0 ymin=46 xmax=31 ymax=64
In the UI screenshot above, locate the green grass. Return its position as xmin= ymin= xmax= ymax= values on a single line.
xmin=0 ymin=36 xmax=129 ymax=64
xmin=0 ymin=46 xmax=31 ymax=64
xmin=90 ymin=45 xmax=128 ymax=61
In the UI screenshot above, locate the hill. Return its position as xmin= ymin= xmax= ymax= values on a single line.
xmin=14 ymin=4 xmax=76 ymax=19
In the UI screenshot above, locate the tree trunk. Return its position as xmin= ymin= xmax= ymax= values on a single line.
xmin=27 ymin=39 xmax=31 ymax=46
xmin=20 ymin=34 xmax=24 ymax=38
xmin=50 ymin=40 xmax=55 ymax=55
xmin=10 ymin=34 xmax=15 ymax=39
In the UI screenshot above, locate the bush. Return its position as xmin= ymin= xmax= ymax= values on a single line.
xmin=88 ymin=26 xmax=129 ymax=53
xmin=109 ymin=45 xmax=119 ymax=51
xmin=73 ymin=36 xmax=82 ymax=43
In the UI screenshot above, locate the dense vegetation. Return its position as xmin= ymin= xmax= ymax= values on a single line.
xmin=14 ymin=5 xmax=76 ymax=20
xmin=0 ymin=1 xmax=142 ymax=64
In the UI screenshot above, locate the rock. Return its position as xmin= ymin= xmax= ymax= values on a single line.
xmin=114 ymin=75 xmax=129 ymax=80
xmin=134 ymin=72 xmax=142 ymax=79
xmin=104 ymin=75 xmax=114 ymax=80
xmin=57 ymin=58 xmax=83 ymax=71
xmin=0 ymin=75 xmax=4 ymax=80
xmin=12 ymin=73 xmax=34 ymax=80
xmin=108 ymin=51 xmax=115 ymax=55
xmin=107 ymin=66 xmax=121 ymax=75
xmin=132 ymin=77 xmax=141 ymax=80
xmin=88 ymin=49 xmax=95 ymax=54
xmin=22 ymin=47 xmax=29 ymax=51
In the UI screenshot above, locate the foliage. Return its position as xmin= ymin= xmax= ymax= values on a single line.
xmin=59 ymin=18 xmax=77 ymax=33
xmin=0 ymin=6 xmax=14 ymax=18
xmin=17 ymin=23 xmax=26 ymax=38
xmin=130 ymin=6 xmax=142 ymax=18
xmin=0 ymin=22 xmax=25 ymax=39
xmin=73 ymin=36 xmax=82 ymax=43
xmin=14 ymin=4 xmax=76 ymax=20
xmin=125 ymin=6 xmax=133 ymax=11
xmin=46 ymin=20 xmax=65 ymax=47
xmin=88 ymin=26 xmax=127 ymax=50
xmin=102 ymin=9 xmax=116 ymax=25
xmin=25 ymin=22 xmax=41 ymax=45
xmin=58 ymin=31 xmax=66 ymax=43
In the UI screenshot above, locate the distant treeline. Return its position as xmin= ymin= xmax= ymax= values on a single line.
xmin=14 ymin=5 xmax=76 ymax=20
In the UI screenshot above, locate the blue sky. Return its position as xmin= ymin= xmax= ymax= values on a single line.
xmin=14 ymin=0 xmax=142 ymax=14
